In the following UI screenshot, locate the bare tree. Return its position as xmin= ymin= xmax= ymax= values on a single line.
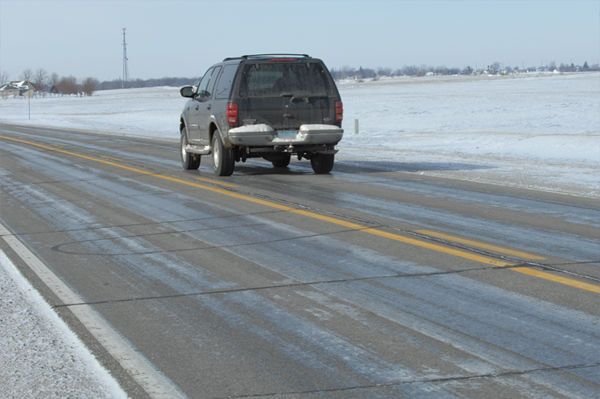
xmin=376 ymin=67 xmax=392 ymax=77
xmin=21 ymin=68 xmax=33 ymax=82
xmin=56 ymin=75 xmax=79 ymax=95
xmin=488 ymin=62 xmax=502 ymax=74
xmin=81 ymin=77 xmax=99 ymax=96
xmin=133 ymin=78 xmax=147 ymax=88
xmin=433 ymin=65 xmax=448 ymax=75
xmin=162 ymin=76 xmax=176 ymax=86
xmin=340 ymin=65 xmax=356 ymax=79
xmin=49 ymin=72 xmax=60 ymax=86
xmin=0 ymin=70 xmax=9 ymax=85
xmin=48 ymin=72 xmax=60 ymax=93
xmin=33 ymin=68 xmax=48 ymax=91
xmin=401 ymin=65 xmax=419 ymax=76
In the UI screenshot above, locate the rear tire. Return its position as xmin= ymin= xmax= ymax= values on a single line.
xmin=181 ymin=129 xmax=200 ymax=170
xmin=212 ymin=133 xmax=235 ymax=176
xmin=271 ymin=154 xmax=291 ymax=168
xmin=310 ymin=153 xmax=334 ymax=174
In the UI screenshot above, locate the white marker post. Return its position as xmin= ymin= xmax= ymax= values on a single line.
xmin=354 ymin=119 xmax=359 ymax=134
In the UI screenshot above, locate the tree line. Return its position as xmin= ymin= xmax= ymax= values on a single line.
xmin=97 ymin=76 xmax=200 ymax=90
xmin=3 ymin=60 xmax=598 ymax=97
xmin=331 ymin=65 xmax=464 ymax=79
xmin=1 ymin=68 xmax=99 ymax=96
xmin=330 ymin=60 xmax=600 ymax=79
xmin=1 ymin=68 xmax=198 ymax=95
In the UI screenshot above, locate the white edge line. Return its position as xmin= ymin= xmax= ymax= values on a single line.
xmin=0 ymin=249 xmax=128 ymax=398
xmin=0 ymin=223 xmax=187 ymax=399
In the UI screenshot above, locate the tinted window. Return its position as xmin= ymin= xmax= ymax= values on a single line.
xmin=196 ymin=67 xmax=214 ymax=96
xmin=214 ymin=65 xmax=238 ymax=99
xmin=205 ymin=66 xmax=221 ymax=97
xmin=239 ymin=62 xmax=332 ymax=98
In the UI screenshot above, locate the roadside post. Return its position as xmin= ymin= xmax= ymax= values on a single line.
xmin=354 ymin=119 xmax=359 ymax=134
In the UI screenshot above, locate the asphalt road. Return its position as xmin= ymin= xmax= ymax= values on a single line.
xmin=1 ymin=124 xmax=599 ymax=399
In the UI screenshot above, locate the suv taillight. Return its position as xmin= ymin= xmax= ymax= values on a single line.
xmin=227 ymin=103 xmax=238 ymax=125
xmin=335 ymin=101 xmax=343 ymax=122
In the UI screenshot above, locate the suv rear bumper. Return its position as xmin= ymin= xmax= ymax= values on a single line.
xmin=226 ymin=124 xmax=343 ymax=147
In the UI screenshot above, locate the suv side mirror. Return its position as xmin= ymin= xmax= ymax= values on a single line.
xmin=180 ymin=86 xmax=195 ymax=98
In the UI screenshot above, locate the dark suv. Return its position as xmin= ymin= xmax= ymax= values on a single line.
xmin=179 ymin=54 xmax=344 ymax=176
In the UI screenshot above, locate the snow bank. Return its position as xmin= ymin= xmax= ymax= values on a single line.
xmin=0 ymin=251 xmax=128 ymax=398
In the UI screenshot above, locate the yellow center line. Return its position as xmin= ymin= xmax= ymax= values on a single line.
xmin=194 ymin=177 xmax=238 ymax=187
xmin=3 ymin=135 xmax=599 ymax=294
xmin=0 ymin=135 xmax=511 ymax=267
xmin=416 ymin=230 xmax=546 ymax=260
xmin=100 ymin=156 xmax=123 ymax=162
xmin=415 ymin=229 xmax=600 ymax=293
xmin=516 ymin=267 xmax=600 ymax=293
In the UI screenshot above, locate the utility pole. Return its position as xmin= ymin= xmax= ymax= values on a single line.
xmin=122 ymin=28 xmax=129 ymax=88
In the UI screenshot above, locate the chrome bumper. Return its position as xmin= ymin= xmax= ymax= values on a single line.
xmin=226 ymin=124 xmax=343 ymax=147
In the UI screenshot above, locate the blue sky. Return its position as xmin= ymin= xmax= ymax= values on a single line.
xmin=1 ymin=1 xmax=598 ymax=81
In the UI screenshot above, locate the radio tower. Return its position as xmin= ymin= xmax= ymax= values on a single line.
xmin=122 ymin=28 xmax=129 ymax=88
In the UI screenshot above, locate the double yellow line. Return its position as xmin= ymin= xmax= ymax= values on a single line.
xmin=416 ymin=230 xmax=600 ymax=293
xmin=2 ymin=135 xmax=599 ymax=294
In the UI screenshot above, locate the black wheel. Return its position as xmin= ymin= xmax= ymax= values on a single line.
xmin=310 ymin=153 xmax=334 ymax=174
xmin=181 ymin=128 xmax=200 ymax=170
xmin=212 ymin=133 xmax=235 ymax=176
xmin=271 ymin=154 xmax=291 ymax=168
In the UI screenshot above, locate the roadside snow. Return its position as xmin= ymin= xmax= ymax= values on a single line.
xmin=335 ymin=73 xmax=599 ymax=197
xmin=0 ymin=251 xmax=128 ymax=399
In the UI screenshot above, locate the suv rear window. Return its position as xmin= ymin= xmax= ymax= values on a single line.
xmin=239 ymin=62 xmax=332 ymax=98
xmin=214 ymin=64 xmax=238 ymax=99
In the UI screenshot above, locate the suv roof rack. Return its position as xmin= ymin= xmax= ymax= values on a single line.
xmin=223 ymin=53 xmax=310 ymax=62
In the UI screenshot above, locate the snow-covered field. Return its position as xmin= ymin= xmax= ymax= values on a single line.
xmin=2 ymin=72 xmax=599 ymax=197
xmin=338 ymin=73 xmax=599 ymax=197
xmin=1 ymin=72 xmax=598 ymax=397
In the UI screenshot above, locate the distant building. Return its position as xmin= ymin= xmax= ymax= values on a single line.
xmin=4 ymin=81 xmax=37 ymax=97
xmin=0 ymin=84 xmax=19 ymax=98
